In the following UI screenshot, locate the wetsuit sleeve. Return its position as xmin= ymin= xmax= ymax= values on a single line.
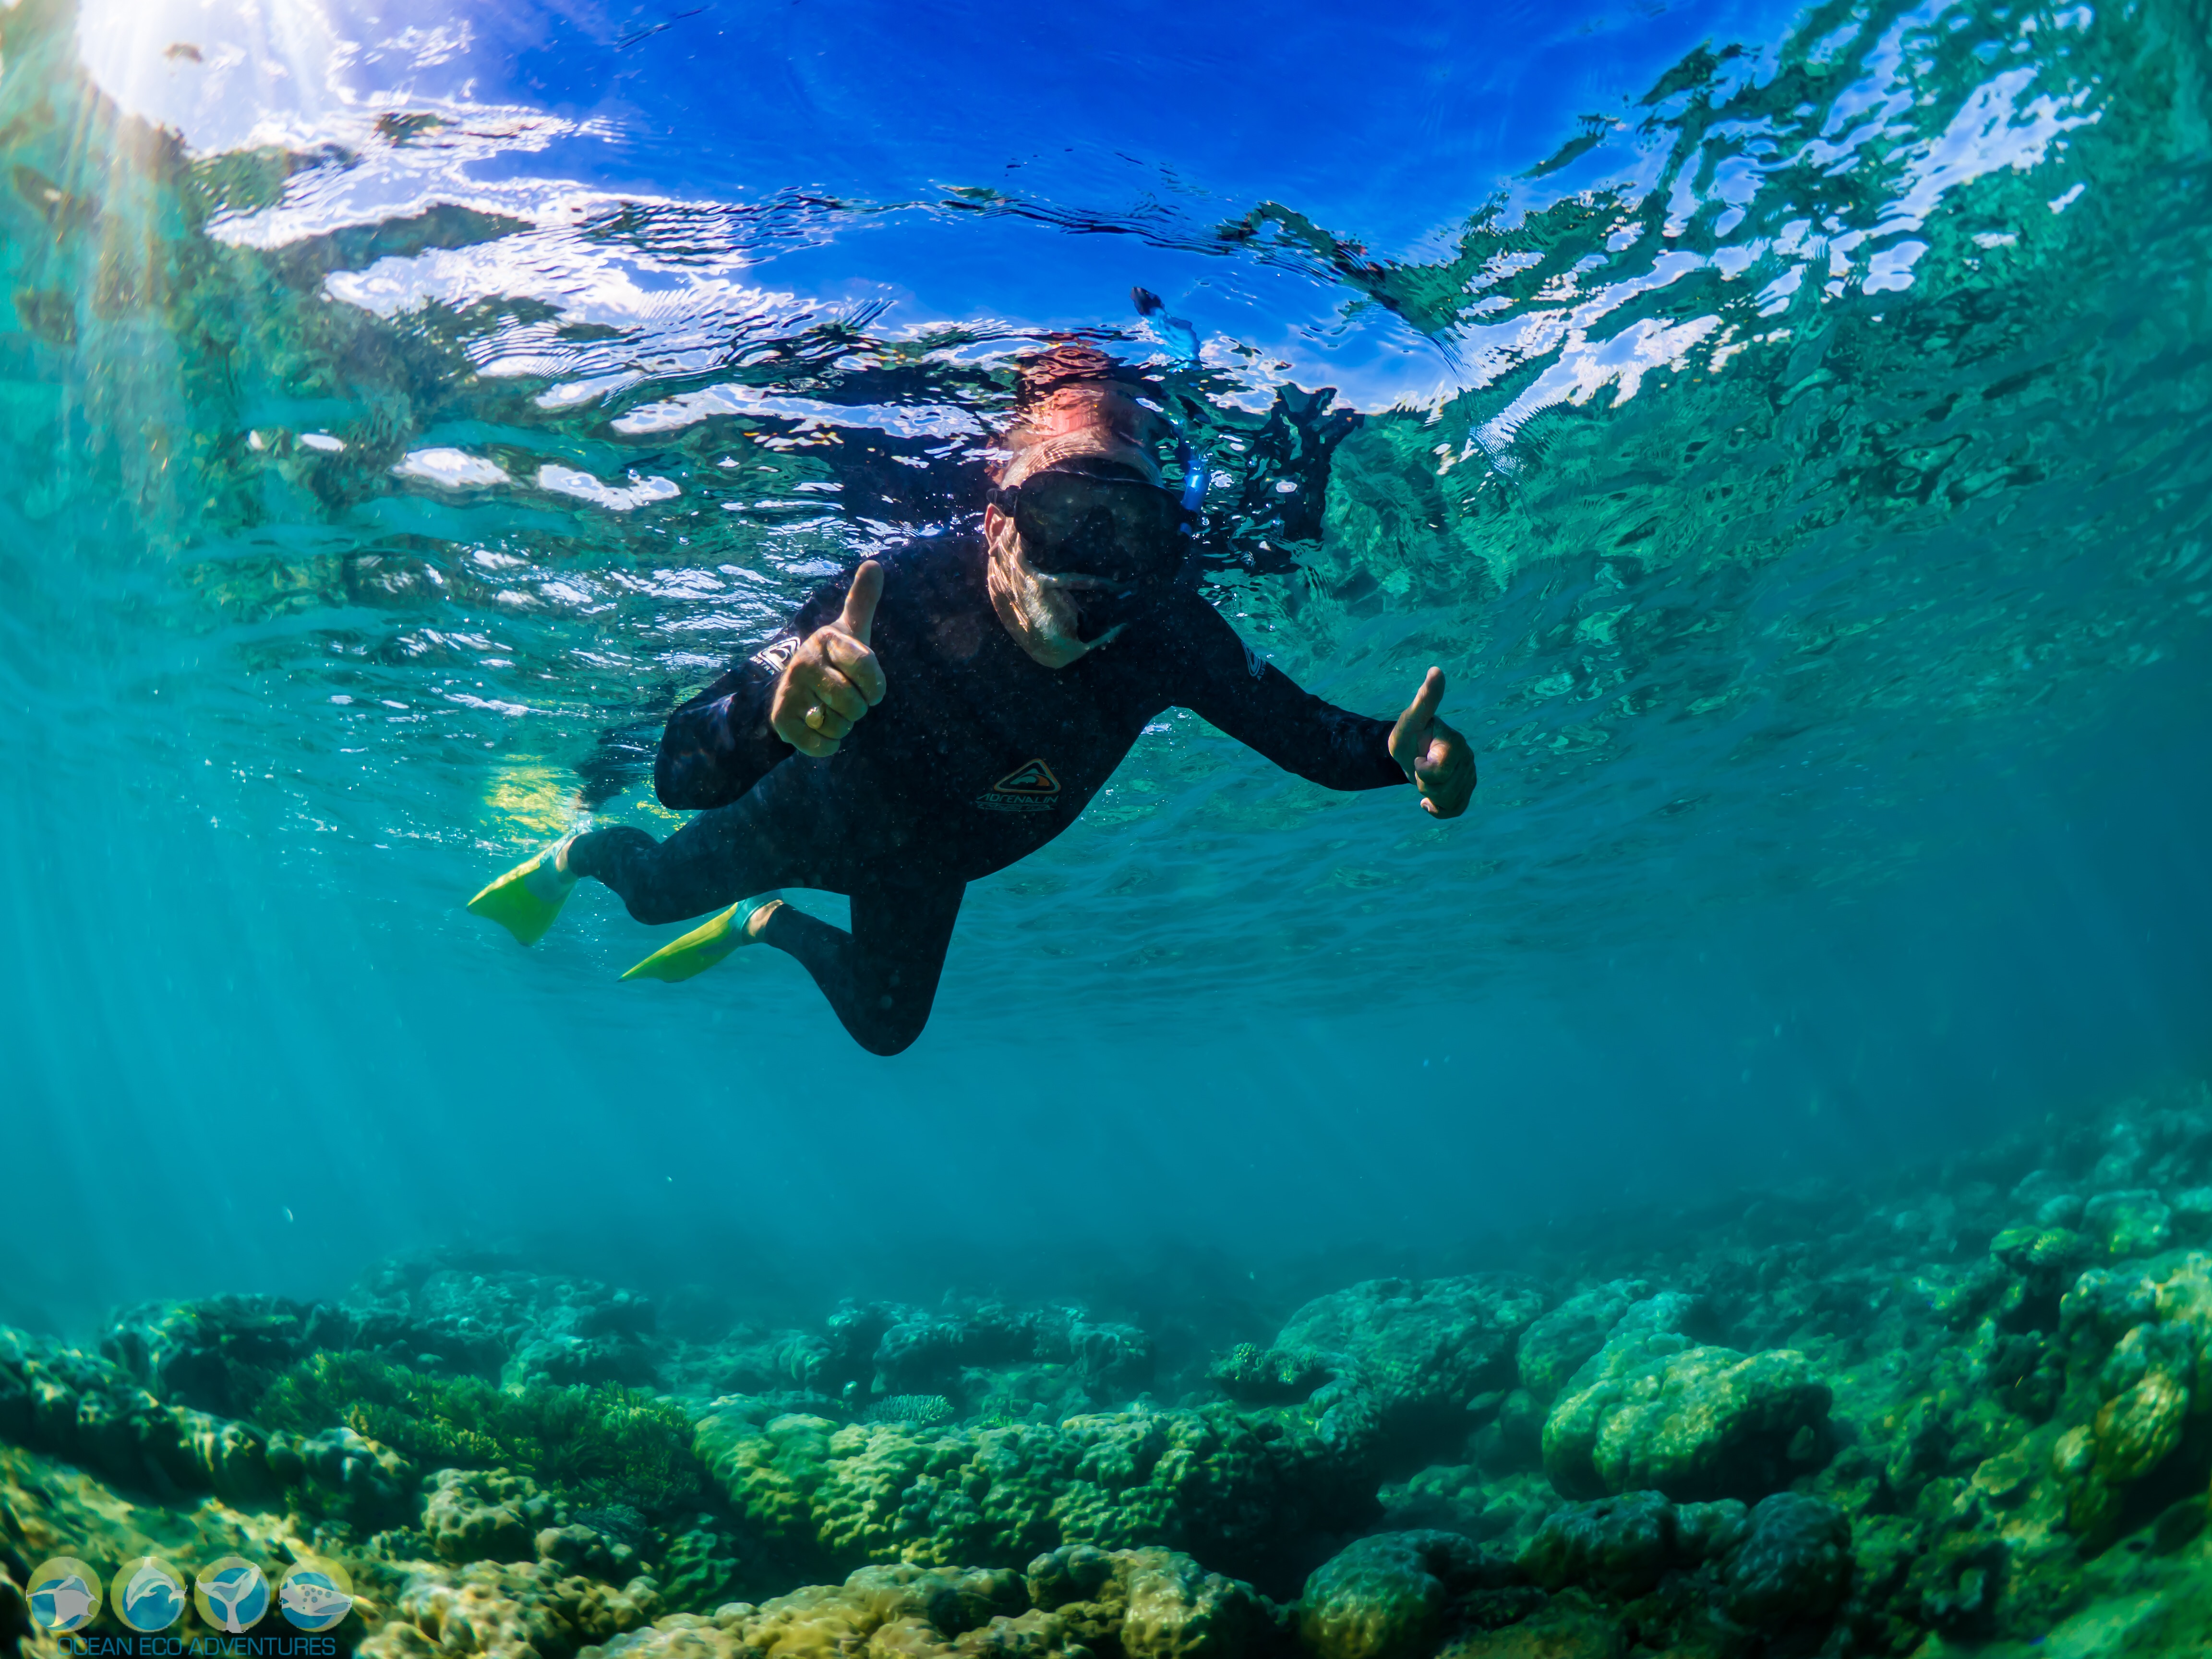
xmin=1166 ymin=599 xmax=1407 ymax=792
xmin=654 ymin=581 xmax=846 ymax=809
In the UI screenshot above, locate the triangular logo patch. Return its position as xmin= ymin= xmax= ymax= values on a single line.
xmin=992 ymin=758 xmax=1060 ymax=795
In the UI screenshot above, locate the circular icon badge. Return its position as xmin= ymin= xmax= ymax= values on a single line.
xmin=113 ymin=1557 xmax=188 ymax=1633
xmin=276 ymin=1560 xmax=355 ymax=1632
xmin=193 ymin=1557 xmax=269 ymax=1633
xmin=27 ymin=1559 xmax=103 ymax=1633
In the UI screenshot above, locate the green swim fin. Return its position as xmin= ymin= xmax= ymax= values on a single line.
xmin=467 ymin=838 xmax=577 ymax=946
xmin=622 ymin=900 xmax=773 ymax=983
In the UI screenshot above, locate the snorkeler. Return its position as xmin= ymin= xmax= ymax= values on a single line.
xmin=467 ymin=345 xmax=1475 ymax=1053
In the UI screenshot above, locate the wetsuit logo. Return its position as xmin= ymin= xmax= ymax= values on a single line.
xmin=750 ymin=635 xmax=800 ymax=673
xmin=975 ymin=758 xmax=1061 ymax=813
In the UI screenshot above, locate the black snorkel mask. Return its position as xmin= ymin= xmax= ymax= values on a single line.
xmin=989 ymin=435 xmax=1207 ymax=641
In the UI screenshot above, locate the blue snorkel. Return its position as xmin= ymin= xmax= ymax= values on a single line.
xmin=1134 ymin=287 xmax=1209 ymax=518
xmin=1176 ymin=431 xmax=1206 ymax=515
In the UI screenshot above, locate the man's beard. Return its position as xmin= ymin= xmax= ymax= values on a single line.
xmin=1006 ymin=561 xmax=1125 ymax=652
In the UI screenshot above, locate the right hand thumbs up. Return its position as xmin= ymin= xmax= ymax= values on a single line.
xmin=840 ymin=558 xmax=883 ymax=646
xmin=771 ymin=560 xmax=888 ymax=758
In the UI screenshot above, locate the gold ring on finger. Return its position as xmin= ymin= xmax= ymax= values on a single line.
xmin=805 ymin=704 xmax=825 ymax=730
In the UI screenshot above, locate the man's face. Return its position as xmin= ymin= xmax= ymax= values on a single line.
xmin=982 ymin=500 xmax=1114 ymax=665
xmin=985 ymin=376 xmax=1181 ymax=666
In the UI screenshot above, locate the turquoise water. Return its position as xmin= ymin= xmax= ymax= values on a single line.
xmin=2 ymin=0 xmax=2210 ymax=1338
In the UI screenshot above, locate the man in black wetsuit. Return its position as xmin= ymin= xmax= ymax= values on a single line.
xmin=466 ymin=347 xmax=1475 ymax=1053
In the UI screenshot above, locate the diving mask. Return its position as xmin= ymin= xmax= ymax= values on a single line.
xmin=989 ymin=460 xmax=1197 ymax=590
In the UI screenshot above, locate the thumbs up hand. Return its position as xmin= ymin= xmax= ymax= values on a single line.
xmin=772 ymin=560 xmax=888 ymax=758
xmin=1388 ymin=666 xmax=1476 ymax=818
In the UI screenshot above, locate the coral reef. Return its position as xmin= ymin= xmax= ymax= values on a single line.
xmin=0 ymin=1325 xmax=278 ymax=1503
xmin=1026 ymin=1543 xmax=1277 ymax=1659
xmin=658 ymin=1522 xmax=747 ymax=1615
xmin=105 ymin=1263 xmax=663 ymax=1408
xmin=256 ymin=1352 xmax=702 ymax=1515
xmin=424 ymin=1469 xmax=563 ymax=1565
xmin=1539 ymin=1339 xmax=1832 ymax=1503
xmin=14 ymin=1086 xmax=2212 ymax=1657
xmin=1255 ymin=1277 xmax=1546 ymax=1457
xmin=1513 ymin=1285 xmax=1648 ymax=1407
xmin=356 ymin=1556 xmax=663 ymax=1659
xmin=268 ymin=1424 xmax=420 ymax=1527
xmin=690 ymin=1398 xmax=1371 ymax=1590
xmin=664 ymin=1300 xmax=1154 ymax=1427
xmin=1 ymin=1566 xmax=28 ymax=1659
xmin=546 ymin=1549 xmax=1272 ymax=1659
xmin=1295 ymin=1532 xmax=1492 ymax=1659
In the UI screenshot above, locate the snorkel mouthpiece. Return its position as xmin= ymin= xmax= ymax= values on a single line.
xmin=1061 ymin=577 xmax=1158 ymax=643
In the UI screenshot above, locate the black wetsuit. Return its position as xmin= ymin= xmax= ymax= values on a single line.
xmin=569 ymin=533 xmax=1406 ymax=1052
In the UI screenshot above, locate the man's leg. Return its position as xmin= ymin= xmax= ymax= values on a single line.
xmin=757 ymin=881 xmax=965 ymax=1056
xmin=566 ymin=797 xmax=790 ymax=926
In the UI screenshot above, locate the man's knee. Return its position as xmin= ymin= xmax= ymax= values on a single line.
xmin=849 ymin=988 xmax=931 ymax=1056
xmin=615 ymin=884 xmax=699 ymax=927
xmin=568 ymin=827 xmax=684 ymax=922
xmin=568 ymin=825 xmax=651 ymax=882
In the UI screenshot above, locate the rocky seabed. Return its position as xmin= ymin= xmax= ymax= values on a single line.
xmin=12 ymin=1088 xmax=2212 ymax=1659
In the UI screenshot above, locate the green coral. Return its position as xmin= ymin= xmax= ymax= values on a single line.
xmin=574 ymin=1550 xmax=1267 ymax=1659
xmin=1263 ymin=1275 xmax=1546 ymax=1452
xmin=693 ymin=1403 xmax=1369 ymax=1594
xmin=255 ymin=1351 xmax=701 ymax=1513
xmin=1295 ymin=1532 xmax=1481 ymax=1659
xmin=861 ymin=1395 xmax=955 ymax=1427
xmin=1206 ymin=1344 xmax=1332 ymax=1404
xmin=1540 ymin=1333 xmax=1832 ymax=1503
xmin=659 ymin=1523 xmax=748 ymax=1614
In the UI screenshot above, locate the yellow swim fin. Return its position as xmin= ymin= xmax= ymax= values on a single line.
xmin=466 ymin=839 xmax=577 ymax=947
xmin=621 ymin=901 xmax=771 ymax=983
